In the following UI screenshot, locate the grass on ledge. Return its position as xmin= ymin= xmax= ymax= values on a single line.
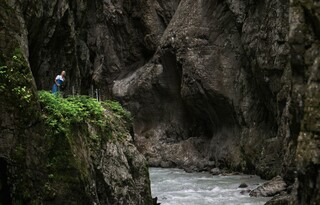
xmin=38 ymin=91 xmax=132 ymax=138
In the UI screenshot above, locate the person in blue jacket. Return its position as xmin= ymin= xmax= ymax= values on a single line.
xmin=52 ymin=71 xmax=66 ymax=94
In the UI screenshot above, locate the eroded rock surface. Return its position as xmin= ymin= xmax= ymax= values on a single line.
xmin=0 ymin=0 xmax=298 ymax=179
xmin=1 ymin=0 xmax=320 ymax=204
xmin=250 ymin=176 xmax=287 ymax=197
xmin=112 ymin=0 xmax=298 ymax=180
xmin=0 ymin=0 xmax=306 ymax=179
xmin=0 ymin=2 xmax=152 ymax=204
xmin=290 ymin=1 xmax=320 ymax=204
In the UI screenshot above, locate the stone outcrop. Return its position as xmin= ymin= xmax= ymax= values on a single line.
xmin=265 ymin=181 xmax=298 ymax=205
xmin=0 ymin=1 xmax=152 ymax=204
xmin=39 ymin=122 xmax=153 ymax=205
xmin=250 ymin=176 xmax=287 ymax=197
xmin=0 ymin=2 xmax=44 ymax=203
xmin=290 ymin=0 xmax=320 ymax=204
xmin=1 ymin=0 xmax=320 ymax=204
xmin=113 ymin=0 xmax=298 ymax=180
xmin=22 ymin=0 xmax=181 ymax=96
xmin=0 ymin=0 xmax=310 ymax=178
xmin=1 ymin=0 xmax=298 ymax=179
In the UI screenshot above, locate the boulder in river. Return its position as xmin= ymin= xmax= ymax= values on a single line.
xmin=210 ymin=168 xmax=221 ymax=175
xmin=265 ymin=194 xmax=297 ymax=205
xmin=250 ymin=176 xmax=287 ymax=197
xmin=153 ymin=197 xmax=161 ymax=205
xmin=265 ymin=181 xmax=298 ymax=205
xmin=239 ymin=183 xmax=249 ymax=188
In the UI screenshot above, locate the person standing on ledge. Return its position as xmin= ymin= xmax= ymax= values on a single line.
xmin=52 ymin=70 xmax=66 ymax=94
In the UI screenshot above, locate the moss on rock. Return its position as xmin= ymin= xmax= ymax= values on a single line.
xmin=36 ymin=91 xmax=152 ymax=204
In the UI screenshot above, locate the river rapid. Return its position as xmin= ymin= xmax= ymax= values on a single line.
xmin=150 ymin=168 xmax=271 ymax=205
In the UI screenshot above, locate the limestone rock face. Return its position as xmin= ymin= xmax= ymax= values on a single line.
xmin=289 ymin=0 xmax=320 ymax=204
xmin=1 ymin=0 xmax=320 ymax=203
xmin=113 ymin=0 xmax=298 ymax=179
xmin=265 ymin=181 xmax=298 ymax=205
xmin=0 ymin=2 xmax=152 ymax=204
xmin=250 ymin=176 xmax=287 ymax=197
xmin=22 ymin=0 xmax=181 ymax=95
xmin=2 ymin=0 xmax=301 ymax=178
xmin=43 ymin=123 xmax=153 ymax=205
xmin=0 ymin=2 xmax=45 ymax=203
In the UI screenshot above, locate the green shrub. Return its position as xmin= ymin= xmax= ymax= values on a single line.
xmin=37 ymin=92 xmax=133 ymax=200
xmin=0 ymin=49 xmax=37 ymax=117
xmin=38 ymin=91 xmax=132 ymax=139
xmin=38 ymin=91 xmax=105 ymax=134
xmin=103 ymin=100 xmax=132 ymax=124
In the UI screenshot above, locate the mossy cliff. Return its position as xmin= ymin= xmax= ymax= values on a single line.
xmin=0 ymin=51 xmax=152 ymax=204
xmin=37 ymin=91 xmax=152 ymax=204
xmin=2 ymin=0 xmax=320 ymax=204
xmin=0 ymin=3 xmax=152 ymax=202
xmin=0 ymin=6 xmax=46 ymax=202
xmin=290 ymin=0 xmax=320 ymax=204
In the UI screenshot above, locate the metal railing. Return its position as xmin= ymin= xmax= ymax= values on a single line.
xmin=70 ymin=85 xmax=101 ymax=101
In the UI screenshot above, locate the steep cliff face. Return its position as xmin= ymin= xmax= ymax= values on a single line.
xmin=290 ymin=0 xmax=320 ymax=204
xmin=0 ymin=2 xmax=152 ymax=204
xmin=2 ymin=0 xmax=320 ymax=203
xmin=0 ymin=2 xmax=45 ymax=203
xmin=113 ymin=0 xmax=299 ymax=180
xmin=37 ymin=92 xmax=153 ymax=205
xmin=20 ymin=0 xmax=180 ymax=95
xmin=5 ymin=0 xmax=301 ymax=178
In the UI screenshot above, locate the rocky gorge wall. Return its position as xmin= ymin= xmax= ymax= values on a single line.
xmin=111 ymin=0 xmax=298 ymax=181
xmin=115 ymin=0 xmax=298 ymax=180
xmin=6 ymin=0 xmax=296 ymax=178
xmin=0 ymin=1 xmax=153 ymax=204
xmin=290 ymin=1 xmax=320 ymax=204
xmin=1 ymin=0 xmax=320 ymax=204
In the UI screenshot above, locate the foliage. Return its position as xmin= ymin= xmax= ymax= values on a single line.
xmin=38 ymin=91 xmax=132 ymax=139
xmin=103 ymin=100 xmax=132 ymax=124
xmin=38 ymin=91 xmax=105 ymax=135
xmin=38 ymin=91 xmax=134 ymax=199
xmin=0 ymin=49 xmax=36 ymax=111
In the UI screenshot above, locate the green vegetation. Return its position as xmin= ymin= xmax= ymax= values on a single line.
xmin=38 ymin=91 xmax=133 ymax=200
xmin=38 ymin=91 xmax=104 ymax=135
xmin=38 ymin=91 xmax=132 ymax=137
xmin=0 ymin=49 xmax=32 ymax=101
xmin=103 ymin=100 xmax=132 ymax=125
xmin=0 ymin=49 xmax=38 ymax=117
xmin=1 ymin=47 xmax=134 ymax=203
xmin=0 ymin=48 xmax=43 ymax=204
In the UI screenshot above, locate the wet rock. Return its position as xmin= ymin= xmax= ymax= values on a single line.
xmin=239 ymin=183 xmax=249 ymax=188
xmin=1 ymin=0 xmax=299 ymax=183
xmin=111 ymin=0 xmax=297 ymax=181
xmin=1 ymin=0 xmax=320 ymax=203
xmin=266 ymin=195 xmax=296 ymax=205
xmin=250 ymin=176 xmax=287 ymax=197
xmin=148 ymin=157 xmax=162 ymax=167
xmin=240 ymin=189 xmax=251 ymax=195
xmin=210 ymin=168 xmax=221 ymax=175
xmin=153 ymin=197 xmax=161 ymax=205
xmin=289 ymin=1 xmax=320 ymax=204
xmin=160 ymin=160 xmax=175 ymax=168
xmin=0 ymin=4 xmax=153 ymax=202
xmin=266 ymin=181 xmax=298 ymax=205
xmin=184 ymin=165 xmax=201 ymax=173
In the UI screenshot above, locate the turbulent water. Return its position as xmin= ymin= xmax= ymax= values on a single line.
xmin=150 ymin=168 xmax=271 ymax=205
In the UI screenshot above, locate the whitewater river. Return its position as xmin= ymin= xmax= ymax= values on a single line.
xmin=149 ymin=168 xmax=271 ymax=205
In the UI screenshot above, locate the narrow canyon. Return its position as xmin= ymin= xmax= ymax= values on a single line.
xmin=0 ymin=0 xmax=319 ymax=204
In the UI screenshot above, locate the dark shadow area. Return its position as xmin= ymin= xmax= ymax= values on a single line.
xmin=0 ymin=158 xmax=12 ymax=205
